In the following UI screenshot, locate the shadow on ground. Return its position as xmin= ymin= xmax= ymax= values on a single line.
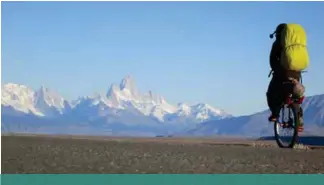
xmin=259 ymin=136 xmax=324 ymax=146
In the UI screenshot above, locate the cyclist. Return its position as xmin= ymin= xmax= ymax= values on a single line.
xmin=266 ymin=23 xmax=306 ymax=129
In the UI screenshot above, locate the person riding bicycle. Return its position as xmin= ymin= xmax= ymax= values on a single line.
xmin=266 ymin=23 xmax=308 ymax=129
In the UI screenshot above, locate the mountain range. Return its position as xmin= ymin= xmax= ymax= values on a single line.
xmin=2 ymin=76 xmax=324 ymax=137
xmin=1 ymin=76 xmax=231 ymax=136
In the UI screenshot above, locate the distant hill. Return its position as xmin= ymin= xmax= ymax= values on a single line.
xmin=183 ymin=94 xmax=324 ymax=137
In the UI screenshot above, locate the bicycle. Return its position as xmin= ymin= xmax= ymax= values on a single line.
xmin=275 ymin=81 xmax=306 ymax=148
xmin=268 ymin=71 xmax=306 ymax=148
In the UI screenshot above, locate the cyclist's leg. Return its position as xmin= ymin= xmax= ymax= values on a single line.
xmin=297 ymin=103 xmax=304 ymax=132
xmin=286 ymin=71 xmax=304 ymax=129
xmin=267 ymin=76 xmax=283 ymax=121
xmin=266 ymin=77 xmax=275 ymax=115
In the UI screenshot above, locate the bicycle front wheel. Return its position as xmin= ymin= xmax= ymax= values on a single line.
xmin=274 ymin=103 xmax=300 ymax=148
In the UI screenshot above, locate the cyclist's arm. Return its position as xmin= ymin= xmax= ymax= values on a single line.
xmin=269 ymin=40 xmax=281 ymax=72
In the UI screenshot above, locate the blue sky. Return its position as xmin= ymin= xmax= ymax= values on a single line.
xmin=2 ymin=1 xmax=324 ymax=116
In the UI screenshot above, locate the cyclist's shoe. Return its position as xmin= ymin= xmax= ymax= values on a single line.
xmin=268 ymin=114 xmax=278 ymax=122
xmin=297 ymin=117 xmax=304 ymax=132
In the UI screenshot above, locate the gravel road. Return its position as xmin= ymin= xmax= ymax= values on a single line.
xmin=2 ymin=135 xmax=324 ymax=174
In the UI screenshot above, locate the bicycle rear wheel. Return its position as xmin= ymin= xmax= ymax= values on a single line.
xmin=274 ymin=103 xmax=300 ymax=148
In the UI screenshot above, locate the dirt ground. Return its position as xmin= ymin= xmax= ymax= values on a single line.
xmin=2 ymin=135 xmax=324 ymax=174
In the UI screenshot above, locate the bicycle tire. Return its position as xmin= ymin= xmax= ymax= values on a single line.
xmin=274 ymin=103 xmax=300 ymax=148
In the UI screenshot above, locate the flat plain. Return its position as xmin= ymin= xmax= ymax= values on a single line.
xmin=2 ymin=134 xmax=324 ymax=174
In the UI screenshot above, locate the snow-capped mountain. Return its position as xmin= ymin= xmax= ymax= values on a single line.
xmin=2 ymin=83 xmax=70 ymax=117
xmin=164 ymin=102 xmax=231 ymax=125
xmin=2 ymin=76 xmax=231 ymax=133
xmin=104 ymin=76 xmax=178 ymax=122
xmin=184 ymin=94 xmax=324 ymax=137
xmin=34 ymin=85 xmax=71 ymax=117
xmin=2 ymin=83 xmax=41 ymax=116
xmin=100 ymin=76 xmax=231 ymax=123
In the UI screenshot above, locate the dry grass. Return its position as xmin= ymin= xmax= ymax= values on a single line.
xmin=293 ymin=143 xmax=311 ymax=150
xmin=251 ymin=142 xmax=273 ymax=148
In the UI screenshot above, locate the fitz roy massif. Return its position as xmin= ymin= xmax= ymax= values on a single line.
xmin=2 ymin=76 xmax=324 ymax=137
